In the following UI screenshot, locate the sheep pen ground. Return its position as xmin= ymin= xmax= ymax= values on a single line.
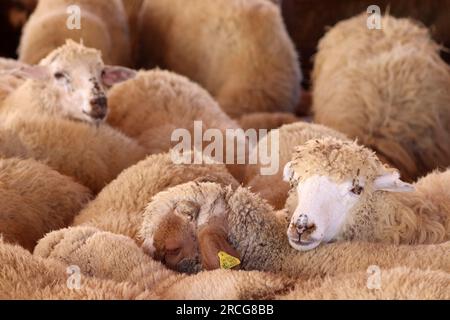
xmin=0 ymin=0 xmax=449 ymax=302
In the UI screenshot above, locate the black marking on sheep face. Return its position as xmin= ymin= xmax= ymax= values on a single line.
xmin=88 ymin=77 xmax=108 ymax=120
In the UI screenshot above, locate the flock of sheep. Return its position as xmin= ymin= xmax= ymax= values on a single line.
xmin=0 ymin=0 xmax=449 ymax=300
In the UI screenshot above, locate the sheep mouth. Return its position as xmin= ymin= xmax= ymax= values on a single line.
xmin=288 ymin=237 xmax=322 ymax=251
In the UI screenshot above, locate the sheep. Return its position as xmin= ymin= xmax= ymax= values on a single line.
xmin=283 ymin=137 xmax=450 ymax=252
xmin=139 ymin=181 xmax=450 ymax=278
xmin=31 ymin=227 xmax=449 ymax=300
xmin=0 ymin=157 xmax=92 ymax=251
xmin=3 ymin=40 xmax=137 ymax=124
xmin=137 ymin=0 xmax=301 ymax=118
xmin=107 ymin=69 xmax=247 ymax=180
xmin=0 ymin=113 xmax=146 ymax=193
xmin=73 ymin=152 xmax=238 ymax=240
xmin=244 ymin=122 xmax=348 ymax=209
xmin=312 ymin=14 xmax=450 ymax=181
xmin=19 ymin=0 xmax=132 ymax=67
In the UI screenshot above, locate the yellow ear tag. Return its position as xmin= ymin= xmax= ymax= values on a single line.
xmin=218 ymin=251 xmax=241 ymax=270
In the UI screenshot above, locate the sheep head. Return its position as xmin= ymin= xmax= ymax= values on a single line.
xmin=11 ymin=40 xmax=136 ymax=123
xmin=283 ymin=137 xmax=414 ymax=251
xmin=140 ymin=182 xmax=240 ymax=274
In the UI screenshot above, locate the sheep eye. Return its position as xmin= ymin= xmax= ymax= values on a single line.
xmin=54 ymin=72 xmax=68 ymax=80
xmin=350 ymin=185 xmax=364 ymax=195
xmin=175 ymin=201 xmax=200 ymax=220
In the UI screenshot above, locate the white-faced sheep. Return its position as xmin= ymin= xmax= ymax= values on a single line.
xmin=0 ymin=42 xmax=145 ymax=193
xmin=312 ymin=14 xmax=450 ymax=181
xmin=0 ymin=158 xmax=91 ymax=251
xmin=73 ymin=152 xmax=238 ymax=240
xmin=283 ymin=138 xmax=450 ymax=252
xmin=137 ymin=0 xmax=301 ymax=118
xmin=3 ymin=40 xmax=136 ymax=123
xmin=139 ymin=181 xmax=450 ymax=278
xmin=19 ymin=0 xmax=132 ymax=67
xmin=244 ymin=122 xmax=348 ymax=209
xmin=107 ymin=69 xmax=247 ymax=180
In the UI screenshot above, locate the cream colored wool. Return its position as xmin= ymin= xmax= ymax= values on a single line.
xmin=244 ymin=122 xmax=347 ymax=209
xmin=312 ymin=14 xmax=438 ymax=83
xmin=33 ymin=227 xmax=449 ymax=300
xmin=0 ymin=113 xmax=146 ymax=193
xmin=140 ymin=182 xmax=450 ymax=278
xmin=19 ymin=0 xmax=132 ymax=66
xmin=0 ymin=158 xmax=92 ymax=251
xmin=73 ymin=152 xmax=238 ymax=241
xmin=288 ymin=138 xmax=450 ymax=245
xmin=0 ymin=239 xmax=155 ymax=300
xmin=138 ymin=0 xmax=300 ymax=117
xmin=107 ymin=69 xmax=246 ymax=180
xmin=1 ymin=228 xmax=445 ymax=300
xmin=0 ymin=128 xmax=29 ymax=159
xmin=238 ymin=112 xmax=301 ymax=132
xmin=276 ymin=267 xmax=450 ymax=300
xmin=313 ymin=14 xmax=450 ymax=181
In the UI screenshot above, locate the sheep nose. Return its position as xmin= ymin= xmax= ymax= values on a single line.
xmin=290 ymin=214 xmax=316 ymax=241
xmin=89 ymin=96 xmax=108 ymax=120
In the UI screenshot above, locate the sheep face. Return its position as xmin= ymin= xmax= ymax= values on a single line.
xmin=141 ymin=182 xmax=240 ymax=274
xmin=15 ymin=41 xmax=136 ymax=123
xmin=283 ymin=139 xmax=414 ymax=251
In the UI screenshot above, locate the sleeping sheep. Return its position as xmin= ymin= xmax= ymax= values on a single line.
xmin=312 ymin=14 xmax=450 ymax=181
xmin=32 ymin=226 xmax=294 ymax=300
xmin=139 ymin=181 xmax=450 ymax=278
xmin=73 ymin=152 xmax=238 ymax=240
xmin=283 ymin=137 xmax=450 ymax=251
xmin=137 ymin=0 xmax=301 ymax=118
xmin=244 ymin=122 xmax=348 ymax=209
xmin=0 ymin=158 xmax=91 ymax=251
xmin=19 ymin=0 xmax=132 ymax=66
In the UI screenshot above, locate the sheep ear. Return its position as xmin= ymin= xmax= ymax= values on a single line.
xmin=7 ymin=64 xmax=49 ymax=81
xmin=283 ymin=161 xmax=295 ymax=182
xmin=198 ymin=225 xmax=240 ymax=271
xmin=373 ymin=171 xmax=414 ymax=193
xmin=101 ymin=66 xmax=136 ymax=87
